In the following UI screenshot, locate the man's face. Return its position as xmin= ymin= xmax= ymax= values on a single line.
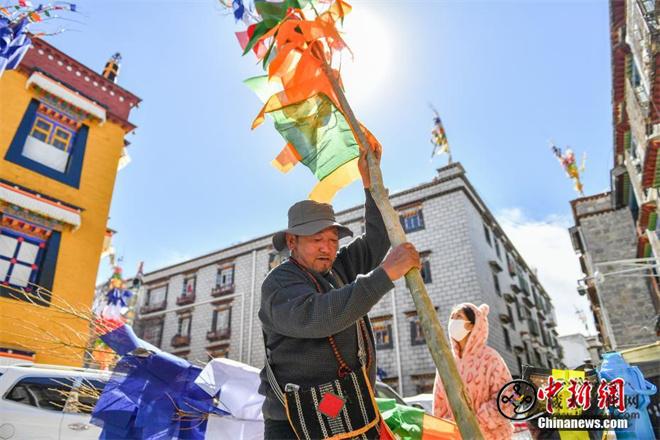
xmin=287 ymin=227 xmax=339 ymax=273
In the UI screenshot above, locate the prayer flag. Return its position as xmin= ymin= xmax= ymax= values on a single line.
xmin=0 ymin=17 xmax=31 ymax=78
xmin=430 ymin=106 xmax=450 ymax=160
xmin=246 ymin=75 xmax=370 ymax=202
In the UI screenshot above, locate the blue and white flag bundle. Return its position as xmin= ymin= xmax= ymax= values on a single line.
xmin=91 ymin=324 xmax=265 ymax=439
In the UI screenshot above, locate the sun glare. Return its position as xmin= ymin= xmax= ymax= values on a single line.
xmin=339 ymin=6 xmax=393 ymax=106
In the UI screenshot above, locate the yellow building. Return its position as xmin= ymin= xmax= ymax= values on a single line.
xmin=0 ymin=39 xmax=140 ymax=366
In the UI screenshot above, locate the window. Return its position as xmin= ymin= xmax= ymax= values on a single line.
xmin=503 ymin=328 xmax=512 ymax=352
xmin=30 ymin=118 xmax=51 ymax=142
xmin=492 ymin=272 xmax=501 ymax=297
xmin=177 ymin=315 xmax=192 ymax=337
xmin=524 ymin=343 xmax=532 ymax=365
xmin=516 ymin=356 xmax=524 ymax=377
xmin=399 ymin=207 xmax=424 ymax=233
xmin=506 ymin=254 xmax=516 ymax=276
xmin=507 ymin=305 xmax=515 ymax=329
xmin=483 ymin=224 xmax=492 ymax=246
xmin=372 ymin=316 xmax=393 ymax=349
xmin=409 ymin=316 xmax=425 ymax=346
xmin=217 ymin=266 xmax=234 ymax=288
xmin=514 ymin=298 xmax=523 ymax=321
xmin=411 ymin=373 xmax=435 ymax=394
xmin=540 ymin=324 xmax=550 ymax=346
xmin=495 ymin=239 xmax=501 ymax=259
xmin=182 ymin=276 xmax=195 ymax=296
xmin=146 ymin=285 xmax=167 ymax=306
xmin=6 ymin=376 xmax=73 ymax=412
xmin=420 ymin=252 xmax=432 ymax=284
xmin=534 ymin=350 xmax=542 ymax=366
xmin=66 ymin=379 xmax=106 ymax=414
xmin=0 ymin=226 xmax=46 ymax=289
xmin=23 ymin=112 xmax=77 ymax=172
xmin=142 ymin=319 xmax=164 ymax=347
xmin=0 ymin=215 xmax=60 ymax=303
xmin=211 ymin=306 xmax=231 ymax=333
xmin=268 ymin=249 xmax=288 ymax=271
xmin=630 ymin=56 xmax=643 ymax=89
xmin=5 ymin=100 xmax=89 ymax=188
xmin=0 ymin=213 xmax=60 ymax=303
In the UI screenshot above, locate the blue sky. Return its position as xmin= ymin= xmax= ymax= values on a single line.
xmin=45 ymin=0 xmax=609 ymax=333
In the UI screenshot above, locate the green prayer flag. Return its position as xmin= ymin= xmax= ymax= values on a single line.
xmin=245 ymin=76 xmax=359 ymax=181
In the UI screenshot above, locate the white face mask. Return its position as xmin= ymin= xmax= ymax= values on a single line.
xmin=448 ymin=319 xmax=471 ymax=341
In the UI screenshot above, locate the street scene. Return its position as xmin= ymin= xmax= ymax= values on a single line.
xmin=0 ymin=0 xmax=658 ymax=439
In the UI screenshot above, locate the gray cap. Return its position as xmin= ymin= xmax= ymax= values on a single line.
xmin=272 ymin=200 xmax=353 ymax=251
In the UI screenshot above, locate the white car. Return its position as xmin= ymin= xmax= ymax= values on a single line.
xmin=0 ymin=363 xmax=109 ymax=440
xmin=403 ymin=393 xmax=434 ymax=414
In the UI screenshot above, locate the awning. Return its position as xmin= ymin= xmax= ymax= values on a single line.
xmin=0 ymin=182 xmax=81 ymax=228
xmin=26 ymin=71 xmax=107 ymax=123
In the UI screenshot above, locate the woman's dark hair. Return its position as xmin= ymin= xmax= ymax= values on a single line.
xmin=453 ymin=305 xmax=476 ymax=324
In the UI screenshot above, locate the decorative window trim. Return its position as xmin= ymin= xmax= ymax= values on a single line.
xmin=26 ymin=72 xmax=106 ymax=122
xmin=0 ymin=181 xmax=81 ymax=228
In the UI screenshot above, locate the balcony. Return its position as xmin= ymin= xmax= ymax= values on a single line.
xmin=522 ymin=296 xmax=534 ymax=309
xmin=176 ymin=292 xmax=196 ymax=306
xmin=171 ymin=334 xmax=190 ymax=348
xmin=499 ymin=313 xmax=512 ymax=325
xmin=211 ymin=284 xmax=235 ymax=297
xmin=206 ymin=328 xmax=231 ymax=342
xmin=140 ymin=300 xmax=166 ymax=314
xmin=510 ymin=283 xmax=521 ymax=294
xmin=502 ymin=293 xmax=515 ymax=304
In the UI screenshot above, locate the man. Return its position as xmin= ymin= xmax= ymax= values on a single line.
xmin=259 ymin=148 xmax=421 ymax=439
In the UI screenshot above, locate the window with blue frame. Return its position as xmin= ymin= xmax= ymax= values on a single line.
xmin=0 ymin=214 xmax=60 ymax=305
xmin=399 ymin=206 xmax=425 ymax=233
xmin=22 ymin=108 xmax=78 ymax=173
xmin=5 ymin=100 xmax=89 ymax=188
xmin=0 ymin=227 xmax=46 ymax=289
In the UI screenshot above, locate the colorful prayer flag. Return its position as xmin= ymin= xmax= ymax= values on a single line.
xmin=227 ymin=0 xmax=375 ymax=202
xmin=430 ymin=106 xmax=451 ymax=161
xmin=246 ymin=75 xmax=373 ymax=202
xmin=0 ymin=17 xmax=31 ymax=78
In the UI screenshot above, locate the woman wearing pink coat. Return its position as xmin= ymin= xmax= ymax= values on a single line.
xmin=433 ymin=303 xmax=513 ymax=440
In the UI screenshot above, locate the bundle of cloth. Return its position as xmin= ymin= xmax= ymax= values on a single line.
xmin=90 ymin=323 xmax=264 ymax=439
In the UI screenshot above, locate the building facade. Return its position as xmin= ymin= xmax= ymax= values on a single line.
xmin=570 ymin=194 xmax=657 ymax=349
xmin=557 ymin=333 xmax=603 ymax=369
xmin=135 ymin=163 xmax=563 ymax=396
xmin=570 ymin=0 xmax=659 ymax=351
xmin=610 ymin=0 xmax=659 ymax=295
xmin=0 ymin=39 xmax=140 ymax=365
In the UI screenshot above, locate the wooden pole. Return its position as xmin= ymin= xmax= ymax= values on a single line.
xmin=314 ymin=47 xmax=484 ymax=440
